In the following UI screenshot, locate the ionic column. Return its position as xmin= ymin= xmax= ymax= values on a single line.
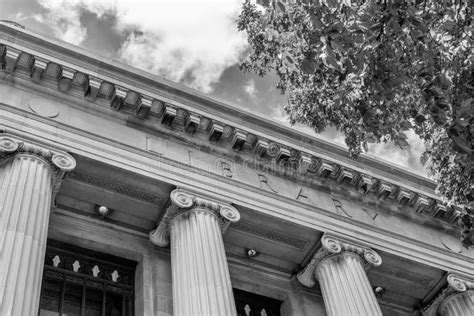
xmin=297 ymin=234 xmax=383 ymax=316
xmin=0 ymin=134 xmax=76 ymax=316
xmin=149 ymin=189 xmax=240 ymax=316
xmin=422 ymin=274 xmax=474 ymax=316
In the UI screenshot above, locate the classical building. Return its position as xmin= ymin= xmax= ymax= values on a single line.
xmin=0 ymin=21 xmax=473 ymax=316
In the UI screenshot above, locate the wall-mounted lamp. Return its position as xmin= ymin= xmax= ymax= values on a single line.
xmin=246 ymin=248 xmax=260 ymax=258
xmin=373 ymin=286 xmax=385 ymax=297
xmin=95 ymin=205 xmax=112 ymax=218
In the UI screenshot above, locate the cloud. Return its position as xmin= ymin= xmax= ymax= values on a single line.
xmin=367 ymin=130 xmax=427 ymax=175
xmin=243 ymin=78 xmax=257 ymax=97
xmin=36 ymin=0 xmax=247 ymax=92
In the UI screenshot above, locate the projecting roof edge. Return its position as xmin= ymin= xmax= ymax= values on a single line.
xmin=0 ymin=22 xmax=460 ymax=226
xmin=0 ymin=23 xmax=432 ymax=183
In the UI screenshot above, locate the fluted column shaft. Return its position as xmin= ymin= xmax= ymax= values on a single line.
xmin=171 ymin=209 xmax=236 ymax=315
xmin=440 ymin=291 xmax=474 ymax=316
xmin=150 ymin=189 xmax=240 ymax=316
xmin=316 ymin=252 xmax=382 ymax=316
xmin=0 ymin=135 xmax=75 ymax=316
xmin=0 ymin=154 xmax=52 ymax=316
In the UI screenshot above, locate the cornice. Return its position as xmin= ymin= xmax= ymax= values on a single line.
xmin=149 ymin=189 xmax=240 ymax=247
xmin=0 ymin=24 xmax=461 ymax=228
xmin=296 ymin=233 xmax=382 ymax=288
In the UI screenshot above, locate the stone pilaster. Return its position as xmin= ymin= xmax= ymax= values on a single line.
xmin=0 ymin=134 xmax=76 ymax=316
xmin=297 ymin=233 xmax=383 ymax=316
xmin=422 ymin=274 xmax=474 ymax=316
xmin=149 ymin=189 xmax=240 ymax=316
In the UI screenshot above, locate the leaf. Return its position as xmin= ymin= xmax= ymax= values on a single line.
xmin=443 ymin=20 xmax=457 ymax=31
xmin=400 ymin=120 xmax=412 ymax=131
xmin=276 ymin=0 xmax=287 ymax=13
xmin=301 ymin=58 xmax=318 ymax=74
xmin=398 ymin=132 xmax=408 ymax=140
xmin=458 ymin=98 xmax=472 ymax=116
xmin=420 ymin=151 xmax=430 ymax=166
xmin=285 ymin=54 xmax=295 ymax=64
xmin=362 ymin=141 xmax=369 ymax=153
xmin=396 ymin=138 xmax=410 ymax=150
xmin=257 ymin=0 xmax=271 ymax=7
xmin=455 ymin=118 xmax=469 ymax=128
xmin=452 ymin=136 xmax=471 ymax=154
xmin=310 ymin=16 xmax=324 ymax=31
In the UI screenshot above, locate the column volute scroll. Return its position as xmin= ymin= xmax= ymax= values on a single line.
xmin=297 ymin=233 xmax=383 ymax=316
xmin=0 ymin=134 xmax=76 ymax=198
xmin=422 ymin=274 xmax=474 ymax=316
xmin=149 ymin=188 xmax=240 ymax=247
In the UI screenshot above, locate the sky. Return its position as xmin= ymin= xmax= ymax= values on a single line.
xmin=0 ymin=0 xmax=428 ymax=175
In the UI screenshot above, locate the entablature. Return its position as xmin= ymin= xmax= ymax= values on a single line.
xmin=0 ymin=22 xmax=462 ymax=230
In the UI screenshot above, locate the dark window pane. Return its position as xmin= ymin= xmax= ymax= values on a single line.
xmin=62 ymin=282 xmax=83 ymax=316
xmin=106 ymin=291 xmax=123 ymax=316
xmin=39 ymin=277 xmax=62 ymax=316
xmin=85 ymin=286 xmax=103 ymax=316
xmin=233 ymin=288 xmax=282 ymax=316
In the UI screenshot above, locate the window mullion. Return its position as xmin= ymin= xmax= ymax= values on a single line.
xmin=59 ymin=273 xmax=66 ymax=316
xmin=102 ymin=283 xmax=106 ymax=316
xmin=80 ymin=279 xmax=86 ymax=316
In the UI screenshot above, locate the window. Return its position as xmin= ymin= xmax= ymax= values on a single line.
xmin=234 ymin=288 xmax=282 ymax=316
xmin=39 ymin=240 xmax=136 ymax=316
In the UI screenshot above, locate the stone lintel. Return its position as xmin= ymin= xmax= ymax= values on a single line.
xmin=421 ymin=273 xmax=474 ymax=316
xmin=149 ymin=189 xmax=240 ymax=247
xmin=296 ymin=233 xmax=382 ymax=288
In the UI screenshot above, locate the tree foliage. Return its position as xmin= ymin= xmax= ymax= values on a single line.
xmin=237 ymin=0 xmax=473 ymax=246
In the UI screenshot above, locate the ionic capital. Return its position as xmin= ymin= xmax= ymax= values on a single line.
xmin=149 ymin=189 xmax=240 ymax=247
xmin=421 ymin=273 xmax=474 ymax=316
xmin=0 ymin=134 xmax=76 ymax=197
xmin=296 ymin=233 xmax=382 ymax=287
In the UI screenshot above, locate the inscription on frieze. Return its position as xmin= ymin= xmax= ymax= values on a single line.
xmin=296 ymin=187 xmax=308 ymax=201
xmin=217 ymin=159 xmax=233 ymax=178
xmin=257 ymin=174 xmax=278 ymax=193
xmin=332 ymin=199 xmax=353 ymax=218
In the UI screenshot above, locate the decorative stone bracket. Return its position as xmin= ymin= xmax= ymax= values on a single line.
xmin=0 ymin=134 xmax=76 ymax=201
xmin=296 ymin=233 xmax=382 ymax=288
xmin=149 ymin=189 xmax=240 ymax=247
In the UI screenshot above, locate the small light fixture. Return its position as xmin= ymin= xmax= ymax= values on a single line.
xmin=246 ymin=248 xmax=259 ymax=258
xmin=95 ymin=205 xmax=111 ymax=218
xmin=373 ymin=286 xmax=385 ymax=297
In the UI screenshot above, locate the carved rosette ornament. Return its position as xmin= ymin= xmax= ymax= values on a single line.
xmin=0 ymin=134 xmax=76 ymax=316
xmin=297 ymin=234 xmax=383 ymax=316
xmin=149 ymin=189 xmax=240 ymax=247
xmin=149 ymin=189 xmax=240 ymax=315
xmin=422 ymin=274 xmax=474 ymax=316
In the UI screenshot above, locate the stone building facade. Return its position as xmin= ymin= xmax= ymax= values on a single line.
xmin=0 ymin=21 xmax=473 ymax=315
